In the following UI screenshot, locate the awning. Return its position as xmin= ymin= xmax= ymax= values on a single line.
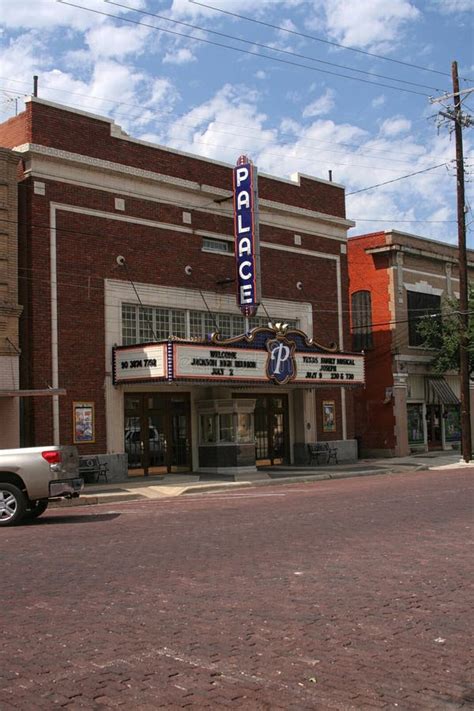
xmin=426 ymin=378 xmax=459 ymax=405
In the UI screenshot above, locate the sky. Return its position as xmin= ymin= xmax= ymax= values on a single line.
xmin=0 ymin=0 xmax=473 ymax=246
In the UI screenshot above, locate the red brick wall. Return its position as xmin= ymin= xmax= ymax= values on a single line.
xmin=348 ymin=233 xmax=395 ymax=453
xmin=1 ymin=100 xmax=354 ymax=450
xmin=0 ymin=112 xmax=30 ymax=148
xmin=8 ymin=100 xmax=346 ymax=218
xmin=16 ymin=175 xmax=349 ymax=449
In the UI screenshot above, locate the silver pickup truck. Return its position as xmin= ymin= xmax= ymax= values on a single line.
xmin=0 ymin=446 xmax=83 ymax=527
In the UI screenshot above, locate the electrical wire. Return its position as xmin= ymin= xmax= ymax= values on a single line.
xmin=56 ymin=0 xmax=433 ymax=97
xmin=1 ymin=88 xmax=444 ymax=174
xmin=0 ymin=77 xmax=439 ymax=165
xmin=188 ymin=0 xmax=474 ymax=83
xmin=346 ymin=162 xmax=449 ymax=196
xmin=105 ymin=0 xmax=443 ymax=93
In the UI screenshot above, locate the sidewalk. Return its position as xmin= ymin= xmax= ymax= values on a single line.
xmin=54 ymin=450 xmax=472 ymax=508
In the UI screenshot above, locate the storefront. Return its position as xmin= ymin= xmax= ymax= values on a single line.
xmin=1 ymin=99 xmax=359 ymax=465
xmin=111 ymin=325 xmax=365 ymax=477
xmin=406 ymin=375 xmax=461 ymax=452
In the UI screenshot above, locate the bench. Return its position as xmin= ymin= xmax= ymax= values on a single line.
xmin=79 ymin=455 xmax=109 ymax=484
xmin=307 ymin=442 xmax=338 ymax=466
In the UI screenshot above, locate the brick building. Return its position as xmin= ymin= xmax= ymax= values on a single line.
xmin=0 ymin=147 xmax=23 ymax=447
xmin=348 ymin=230 xmax=474 ymax=457
xmin=0 ymin=97 xmax=363 ymax=476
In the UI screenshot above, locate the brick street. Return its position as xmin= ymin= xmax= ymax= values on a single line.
xmin=1 ymin=468 xmax=473 ymax=710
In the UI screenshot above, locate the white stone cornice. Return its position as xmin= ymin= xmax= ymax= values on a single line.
xmin=16 ymin=143 xmax=353 ymax=238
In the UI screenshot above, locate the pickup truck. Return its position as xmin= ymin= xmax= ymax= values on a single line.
xmin=0 ymin=446 xmax=83 ymax=527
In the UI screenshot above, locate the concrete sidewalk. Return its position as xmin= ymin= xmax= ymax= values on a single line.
xmin=52 ymin=450 xmax=473 ymax=508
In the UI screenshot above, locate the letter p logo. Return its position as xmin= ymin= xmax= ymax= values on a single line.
xmin=271 ymin=342 xmax=290 ymax=374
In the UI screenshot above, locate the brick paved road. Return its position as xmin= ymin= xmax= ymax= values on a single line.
xmin=1 ymin=469 xmax=473 ymax=710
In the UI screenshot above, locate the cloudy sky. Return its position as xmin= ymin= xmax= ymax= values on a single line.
xmin=0 ymin=0 xmax=473 ymax=245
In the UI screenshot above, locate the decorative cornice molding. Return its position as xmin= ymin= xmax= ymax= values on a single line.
xmin=16 ymin=143 xmax=353 ymax=234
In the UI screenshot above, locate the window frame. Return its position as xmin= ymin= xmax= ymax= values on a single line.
xmin=351 ymin=290 xmax=373 ymax=351
xmin=406 ymin=290 xmax=441 ymax=348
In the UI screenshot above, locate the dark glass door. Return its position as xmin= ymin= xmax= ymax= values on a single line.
xmin=235 ymin=394 xmax=289 ymax=466
xmin=124 ymin=393 xmax=191 ymax=474
xmin=426 ymin=404 xmax=442 ymax=449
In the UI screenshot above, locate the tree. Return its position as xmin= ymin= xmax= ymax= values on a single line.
xmin=417 ymin=284 xmax=474 ymax=376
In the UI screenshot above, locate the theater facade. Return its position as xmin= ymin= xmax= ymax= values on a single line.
xmin=0 ymin=97 xmax=364 ymax=477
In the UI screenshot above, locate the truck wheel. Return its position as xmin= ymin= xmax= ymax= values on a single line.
xmin=0 ymin=484 xmax=27 ymax=527
xmin=25 ymin=499 xmax=49 ymax=520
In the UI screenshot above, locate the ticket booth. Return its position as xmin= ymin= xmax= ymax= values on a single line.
xmin=196 ymin=398 xmax=265 ymax=479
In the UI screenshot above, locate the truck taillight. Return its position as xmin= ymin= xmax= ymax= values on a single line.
xmin=42 ymin=450 xmax=62 ymax=464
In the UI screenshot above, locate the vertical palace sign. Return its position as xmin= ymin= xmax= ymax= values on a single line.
xmin=233 ymin=155 xmax=261 ymax=317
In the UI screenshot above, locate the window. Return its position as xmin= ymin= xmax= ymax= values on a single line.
xmin=122 ymin=304 xmax=137 ymax=344
xmin=122 ymin=305 xmax=299 ymax=345
xmin=219 ymin=413 xmax=234 ymax=442
xmin=202 ymin=237 xmax=232 ymax=254
xmin=407 ymin=404 xmax=424 ymax=444
xmin=138 ymin=307 xmax=154 ymax=343
xmin=171 ymin=310 xmax=186 ymax=339
xmin=219 ymin=314 xmax=232 ymax=338
xmin=351 ymin=290 xmax=373 ymax=351
xmin=249 ymin=314 xmax=270 ymax=330
xmin=190 ymin=310 xmax=203 ymax=339
xmin=155 ymin=308 xmax=170 ymax=340
xmin=407 ymin=291 xmax=441 ymax=347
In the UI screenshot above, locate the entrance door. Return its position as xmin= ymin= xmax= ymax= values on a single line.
xmin=124 ymin=393 xmax=191 ymax=474
xmin=235 ymin=394 xmax=289 ymax=466
xmin=426 ymin=404 xmax=442 ymax=449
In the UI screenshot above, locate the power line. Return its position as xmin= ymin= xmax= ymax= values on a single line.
xmin=346 ymin=162 xmax=449 ymax=196
xmin=106 ymin=0 xmax=443 ymax=93
xmin=3 ymin=87 xmax=439 ymax=170
xmin=188 ymin=0 xmax=474 ymax=83
xmin=56 ymin=0 xmax=432 ymax=97
xmin=0 ymin=76 xmax=437 ymax=164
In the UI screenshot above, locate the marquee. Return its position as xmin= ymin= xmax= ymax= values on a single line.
xmin=113 ymin=326 xmax=364 ymax=387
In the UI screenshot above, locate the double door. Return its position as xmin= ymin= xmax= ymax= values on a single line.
xmin=235 ymin=393 xmax=289 ymax=466
xmin=124 ymin=393 xmax=191 ymax=474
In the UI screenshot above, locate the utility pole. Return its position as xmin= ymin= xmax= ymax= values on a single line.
xmin=452 ymin=62 xmax=472 ymax=463
xmin=431 ymin=61 xmax=472 ymax=463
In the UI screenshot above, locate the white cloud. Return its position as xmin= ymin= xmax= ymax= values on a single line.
xmin=164 ymin=83 xmax=276 ymax=162
xmin=163 ymin=47 xmax=196 ymax=65
xmin=255 ymin=70 xmax=267 ymax=80
xmin=0 ymin=0 xmax=145 ymax=31
xmin=311 ymin=0 xmax=420 ymax=51
xmin=379 ymin=116 xmax=412 ymax=136
xmin=371 ymin=95 xmax=386 ymax=108
xmin=169 ymin=0 xmax=304 ymax=19
xmin=431 ymin=0 xmax=474 ymax=12
xmin=85 ymin=23 xmax=150 ymax=59
xmin=0 ymin=31 xmax=49 ymax=101
xmin=302 ymin=89 xmax=335 ymax=118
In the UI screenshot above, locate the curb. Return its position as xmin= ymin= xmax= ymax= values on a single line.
xmin=49 ymin=464 xmax=427 ymax=508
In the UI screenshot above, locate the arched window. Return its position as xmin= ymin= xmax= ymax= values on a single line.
xmin=351 ymin=290 xmax=373 ymax=351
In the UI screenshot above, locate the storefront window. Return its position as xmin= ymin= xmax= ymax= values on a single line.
xmin=200 ymin=414 xmax=216 ymax=443
xmin=444 ymin=406 xmax=461 ymax=442
xmin=219 ymin=413 xmax=234 ymax=443
xmin=237 ymin=413 xmax=253 ymax=443
xmin=407 ymin=404 xmax=424 ymax=443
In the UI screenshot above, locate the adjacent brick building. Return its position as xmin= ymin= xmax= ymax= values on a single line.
xmin=0 ymin=147 xmax=23 ymax=447
xmin=0 ymin=97 xmax=362 ymax=475
xmin=348 ymin=230 xmax=474 ymax=457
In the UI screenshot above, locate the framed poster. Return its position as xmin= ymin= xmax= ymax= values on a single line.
xmin=322 ymin=400 xmax=336 ymax=433
xmin=73 ymin=402 xmax=95 ymax=443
